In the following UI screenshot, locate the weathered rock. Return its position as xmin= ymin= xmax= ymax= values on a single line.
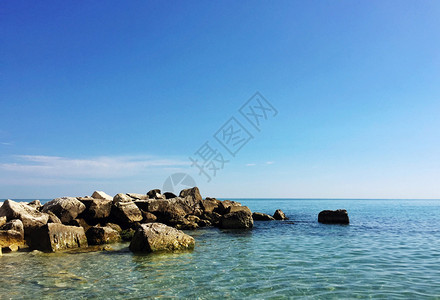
xmin=46 ymin=211 xmax=62 ymax=224
xmin=91 ymin=191 xmax=113 ymax=201
xmin=220 ymin=209 xmax=253 ymax=229
xmin=129 ymin=223 xmax=195 ymax=253
xmin=147 ymin=189 xmax=163 ymax=199
xmin=113 ymin=193 xmax=133 ymax=204
xmin=0 ymin=219 xmax=25 ymax=251
xmin=127 ymin=193 xmax=149 ymax=200
xmin=137 ymin=199 xmax=187 ymax=226
xmin=110 ymin=201 xmax=143 ymax=227
xmin=120 ymin=228 xmax=135 ymax=241
xmin=202 ymin=211 xmax=222 ymax=226
xmin=225 ymin=206 xmax=251 ymax=214
xmin=42 ymin=197 xmax=86 ymax=223
xmin=28 ymin=223 xmax=88 ymax=252
xmin=105 ymin=223 xmax=122 ymax=233
xmin=86 ymin=226 xmax=120 ymax=245
xmin=215 ymin=200 xmax=242 ymax=215
xmin=79 ymin=198 xmax=112 ymax=221
xmin=179 ymin=187 xmax=202 ymax=202
xmin=201 ymin=199 xmax=220 ymax=214
xmin=0 ymin=200 xmax=49 ymax=232
xmin=318 ymin=209 xmax=349 ymax=224
xmin=68 ymin=218 xmax=91 ymax=232
xmin=252 ymin=212 xmax=275 ymax=221
xmin=0 ymin=216 xmax=6 ymax=227
xmin=28 ymin=200 xmax=42 ymax=210
xmin=141 ymin=211 xmax=157 ymax=223
xmin=273 ymin=209 xmax=288 ymax=220
xmin=163 ymin=192 xmax=177 ymax=199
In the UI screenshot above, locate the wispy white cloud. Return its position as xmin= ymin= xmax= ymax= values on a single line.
xmin=245 ymin=163 xmax=256 ymax=167
xmin=1 ymin=142 xmax=13 ymax=146
xmin=0 ymin=154 xmax=190 ymax=181
xmin=265 ymin=161 xmax=274 ymax=165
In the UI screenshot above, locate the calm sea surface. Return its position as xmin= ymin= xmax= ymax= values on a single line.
xmin=1 ymin=199 xmax=439 ymax=299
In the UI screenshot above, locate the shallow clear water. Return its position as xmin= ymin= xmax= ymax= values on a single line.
xmin=1 ymin=199 xmax=440 ymax=299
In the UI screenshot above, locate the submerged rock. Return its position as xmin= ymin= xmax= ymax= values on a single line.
xmin=318 ymin=209 xmax=349 ymax=224
xmin=220 ymin=207 xmax=253 ymax=229
xmin=86 ymin=225 xmax=120 ymax=245
xmin=42 ymin=197 xmax=86 ymax=223
xmin=28 ymin=223 xmax=88 ymax=252
xmin=129 ymin=223 xmax=195 ymax=253
xmin=273 ymin=209 xmax=288 ymax=220
xmin=252 ymin=212 xmax=275 ymax=221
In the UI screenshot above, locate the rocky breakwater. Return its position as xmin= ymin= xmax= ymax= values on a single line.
xmin=1 ymin=187 xmax=284 ymax=254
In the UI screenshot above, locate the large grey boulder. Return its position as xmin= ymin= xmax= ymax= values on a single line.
xmin=147 ymin=189 xmax=164 ymax=199
xmin=318 ymin=209 xmax=349 ymax=224
xmin=215 ymin=200 xmax=242 ymax=215
xmin=86 ymin=225 xmax=120 ymax=245
xmin=0 ymin=219 xmax=25 ymax=252
xmin=273 ymin=209 xmax=288 ymax=220
xmin=113 ymin=193 xmax=133 ymax=204
xmin=28 ymin=200 xmax=42 ymax=210
xmin=28 ymin=223 xmax=88 ymax=252
xmin=91 ymin=191 xmax=113 ymax=201
xmin=79 ymin=198 xmax=112 ymax=221
xmin=110 ymin=201 xmax=143 ymax=227
xmin=179 ymin=187 xmax=202 ymax=202
xmin=135 ymin=199 xmax=187 ymax=226
xmin=0 ymin=200 xmax=49 ymax=231
xmin=220 ymin=207 xmax=253 ymax=229
xmin=127 ymin=193 xmax=149 ymax=200
xmin=129 ymin=223 xmax=195 ymax=253
xmin=42 ymin=197 xmax=86 ymax=223
xmin=252 ymin=212 xmax=275 ymax=221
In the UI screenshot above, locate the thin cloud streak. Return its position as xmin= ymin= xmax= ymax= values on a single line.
xmin=0 ymin=154 xmax=190 ymax=180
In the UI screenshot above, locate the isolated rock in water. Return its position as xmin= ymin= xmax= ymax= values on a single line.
xmin=91 ymin=191 xmax=113 ymax=201
xmin=163 ymin=192 xmax=177 ymax=199
xmin=42 ymin=197 xmax=86 ymax=223
xmin=220 ymin=207 xmax=253 ymax=229
xmin=147 ymin=189 xmax=163 ymax=199
xmin=28 ymin=200 xmax=42 ymax=210
xmin=86 ymin=225 xmax=120 ymax=245
xmin=273 ymin=209 xmax=288 ymax=220
xmin=0 ymin=200 xmax=49 ymax=231
xmin=179 ymin=187 xmax=202 ymax=202
xmin=28 ymin=223 xmax=88 ymax=252
xmin=0 ymin=216 xmax=6 ymax=227
xmin=126 ymin=193 xmax=149 ymax=200
xmin=110 ymin=201 xmax=143 ymax=227
xmin=0 ymin=219 xmax=25 ymax=251
xmin=129 ymin=223 xmax=195 ymax=253
xmin=79 ymin=198 xmax=112 ymax=221
xmin=113 ymin=193 xmax=133 ymax=204
xmin=252 ymin=212 xmax=275 ymax=221
xmin=318 ymin=209 xmax=349 ymax=224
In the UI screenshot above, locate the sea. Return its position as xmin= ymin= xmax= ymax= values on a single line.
xmin=1 ymin=198 xmax=439 ymax=299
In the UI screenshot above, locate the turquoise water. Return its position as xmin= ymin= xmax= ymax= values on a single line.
xmin=1 ymin=199 xmax=440 ymax=299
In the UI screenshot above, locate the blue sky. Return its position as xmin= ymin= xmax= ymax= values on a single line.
xmin=1 ymin=1 xmax=439 ymax=199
